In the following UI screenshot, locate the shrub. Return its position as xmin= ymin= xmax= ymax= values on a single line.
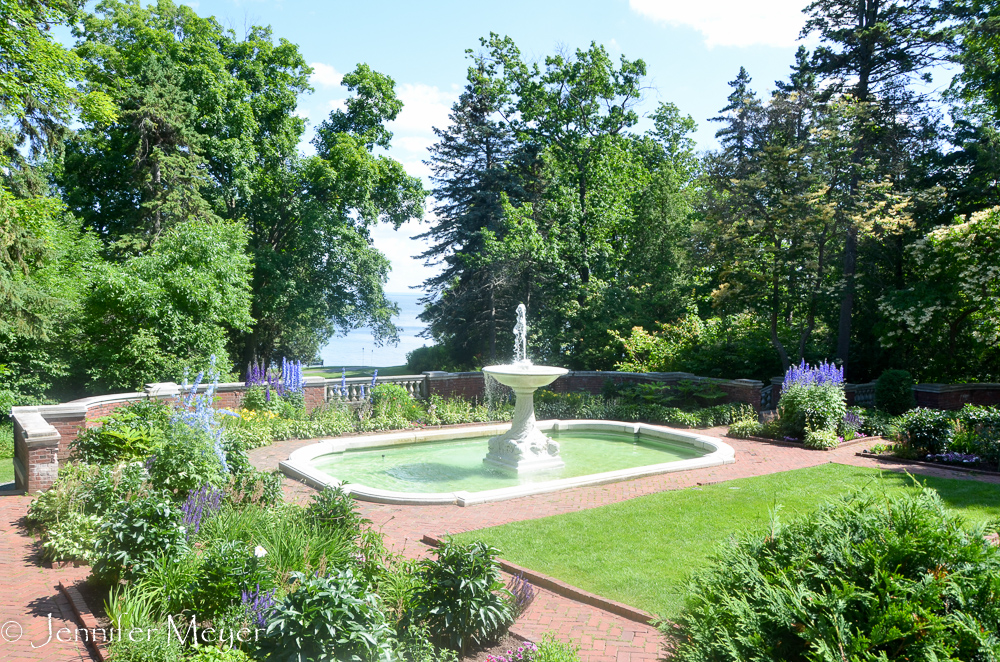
xmin=371 ymin=383 xmax=422 ymax=420
xmin=189 ymin=541 xmax=271 ymax=621
xmin=955 ymin=404 xmax=1000 ymax=467
xmin=727 ymin=418 xmax=763 ymax=439
xmin=93 ymin=490 xmax=188 ymax=584
xmin=406 ymin=344 xmax=458 ymax=373
xmin=307 ymin=485 xmax=365 ymax=534
xmin=409 ymin=540 xmax=513 ymax=653
xmin=875 ymin=369 xmax=916 ymax=415
xmin=778 ymin=382 xmax=846 ymax=437
xmin=147 ymin=423 xmax=227 ymax=499
xmin=41 ymin=512 xmax=101 ymax=564
xmin=70 ymin=400 xmax=171 ymax=464
xmin=803 ymin=428 xmax=839 ymax=450
xmin=664 ymin=487 xmax=1000 ymax=661
xmin=851 ymin=407 xmax=901 ymax=438
xmin=899 ymin=407 xmax=954 ymax=454
xmin=227 ymin=469 xmax=283 ymax=508
xmin=258 ymin=569 xmax=393 ymax=662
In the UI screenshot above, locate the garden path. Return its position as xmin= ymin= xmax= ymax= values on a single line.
xmin=250 ymin=428 xmax=1000 ymax=662
xmin=0 ymin=495 xmax=93 ymax=662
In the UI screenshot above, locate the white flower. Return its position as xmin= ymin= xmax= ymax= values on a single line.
xmin=254 ymin=545 xmax=267 ymax=558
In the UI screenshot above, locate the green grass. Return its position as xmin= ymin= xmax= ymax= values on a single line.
xmin=303 ymin=365 xmax=412 ymax=378
xmin=0 ymin=422 xmax=13 ymax=486
xmin=452 ymin=464 xmax=1000 ymax=618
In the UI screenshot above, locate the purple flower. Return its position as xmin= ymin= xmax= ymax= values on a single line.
xmin=782 ymin=359 xmax=844 ymax=389
xmin=181 ymin=483 xmax=224 ymax=538
xmin=241 ymin=584 xmax=277 ymax=628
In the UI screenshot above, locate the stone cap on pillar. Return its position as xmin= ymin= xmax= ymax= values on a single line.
xmin=10 ymin=407 xmax=60 ymax=448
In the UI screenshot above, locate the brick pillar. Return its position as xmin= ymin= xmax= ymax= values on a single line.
xmin=303 ymin=377 xmax=326 ymax=412
xmin=12 ymin=408 xmax=61 ymax=493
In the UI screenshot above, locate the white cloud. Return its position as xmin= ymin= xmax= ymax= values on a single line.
xmin=628 ymin=0 xmax=808 ymax=48
xmin=310 ymin=62 xmax=343 ymax=87
xmin=369 ymin=218 xmax=437 ymax=292
xmin=390 ymin=83 xmax=455 ymax=135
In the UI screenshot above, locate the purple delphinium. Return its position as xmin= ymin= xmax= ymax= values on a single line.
xmin=180 ymin=484 xmax=224 ymax=538
xmin=280 ymin=358 xmax=304 ymax=395
xmin=175 ymin=355 xmax=230 ymax=474
xmin=507 ymin=572 xmax=536 ymax=616
xmin=241 ymin=584 xmax=277 ymax=628
xmin=783 ymin=359 xmax=844 ymax=389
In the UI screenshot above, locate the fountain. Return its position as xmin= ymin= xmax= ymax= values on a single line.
xmin=481 ymin=304 xmax=569 ymax=474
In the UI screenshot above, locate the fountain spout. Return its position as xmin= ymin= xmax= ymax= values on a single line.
xmin=482 ymin=304 xmax=567 ymax=474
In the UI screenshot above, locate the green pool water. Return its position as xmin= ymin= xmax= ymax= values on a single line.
xmin=312 ymin=431 xmax=707 ymax=493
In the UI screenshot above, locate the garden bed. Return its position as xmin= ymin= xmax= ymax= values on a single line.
xmin=856 ymin=450 xmax=1000 ymax=476
xmin=730 ymin=433 xmax=885 ymax=451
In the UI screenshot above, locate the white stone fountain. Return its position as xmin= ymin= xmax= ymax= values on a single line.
xmin=482 ymin=304 xmax=568 ymax=474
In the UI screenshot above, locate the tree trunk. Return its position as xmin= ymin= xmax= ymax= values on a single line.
xmin=836 ymin=225 xmax=858 ymax=367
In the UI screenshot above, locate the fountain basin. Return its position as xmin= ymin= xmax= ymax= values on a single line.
xmin=279 ymin=420 xmax=735 ymax=507
xmin=482 ymin=364 xmax=569 ymax=389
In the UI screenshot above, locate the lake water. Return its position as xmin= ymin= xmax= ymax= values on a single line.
xmin=317 ymin=292 xmax=429 ymax=368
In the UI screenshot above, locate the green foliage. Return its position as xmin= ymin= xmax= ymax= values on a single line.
xmin=306 ymin=485 xmax=365 ymax=535
xmin=80 ymin=220 xmax=253 ymax=391
xmin=189 ymin=541 xmax=270 ymax=622
xmin=93 ymin=490 xmax=187 ymax=584
xmin=535 ymin=634 xmax=582 ymax=662
xmin=778 ymin=383 xmax=846 ymax=437
xmin=899 ymin=408 xmax=954 ymax=455
xmin=258 ymin=569 xmax=393 ymax=662
xmin=851 ymin=407 xmax=902 ymax=438
xmin=727 ymin=418 xmax=764 ymax=439
xmin=803 ymin=428 xmax=840 ymax=450
xmin=71 ymin=401 xmax=170 ymax=464
xmin=875 ymin=369 xmax=916 ymax=415
xmin=613 ymin=311 xmax=790 ymax=383
xmin=40 ymin=512 xmax=101 ymax=564
xmin=406 ymin=345 xmax=463 ymax=373
xmin=955 ymin=404 xmax=1000 ymax=467
xmin=148 ymin=423 xmax=227 ymax=499
xmin=409 ymin=540 xmax=513 ymax=653
xmin=664 ymin=487 xmax=1000 ymax=661
xmin=371 ymin=383 xmax=422 ymax=420
xmin=534 ymin=390 xmax=750 ymax=428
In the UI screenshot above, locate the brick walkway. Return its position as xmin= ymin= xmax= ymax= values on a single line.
xmin=0 ymin=495 xmax=92 ymax=662
xmin=250 ymin=427 xmax=1000 ymax=662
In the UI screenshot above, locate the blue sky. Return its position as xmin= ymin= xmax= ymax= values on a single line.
xmin=173 ymin=0 xmax=822 ymax=291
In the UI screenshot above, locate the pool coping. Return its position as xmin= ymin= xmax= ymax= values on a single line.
xmin=278 ymin=420 xmax=736 ymax=506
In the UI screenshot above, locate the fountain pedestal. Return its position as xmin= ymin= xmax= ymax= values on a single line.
xmin=482 ymin=365 xmax=568 ymax=475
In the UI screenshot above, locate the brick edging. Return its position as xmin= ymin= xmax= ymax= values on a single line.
xmin=421 ymin=534 xmax=655 ymax=625
xmin=58 ymin=580 xmax=107 ymax=662
xmin=730 ymin=434 xmax=884 ymax=451
xmin=855 ymin=453 xmax=1000 ymax=477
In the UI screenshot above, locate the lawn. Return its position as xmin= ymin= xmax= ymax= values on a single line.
xmin=452 ymin=464 xmax=1000 ymax=618
xmin=303 ymin=364 xmax=413 ymax=378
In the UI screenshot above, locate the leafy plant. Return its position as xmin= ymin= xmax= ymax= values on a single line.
xmin=727 ymin=418 xmax=763 ymax=439
xmin=147 ymin=423 xmax=227 ymax=499
xmin=189 ymin=540 xmax=271 ymax=621
xmin=662 ymin=487 xmax=1000 ymax=662
xmin=307 ymin=485 xmax=366 ymax=534
xmin=408 ymin=540 xmax=513 ymax=653
xmin=899 ymin=407 xmax=954 ymax=455
xmin=803 ymin=428 xmax=839 ymax=450
xmin=41 ymin=512 xmax=101 ymax=564
xmin=92 ymin=490 xmax=188 ymax=584
xmin=778 ymin=382 xmax=846 ymax=437
xmin=371 ymin=383 xmax=422 ymax=420
xmin=955 ymin=404 xmax=1000 ymax=467
xmin=874 ymin=369 xmax=916 ymax=415
xmin=258 ymin=569 xmax=393 ymax=662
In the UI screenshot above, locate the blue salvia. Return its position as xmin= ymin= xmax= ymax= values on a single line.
xmin=181 ymin=484 xmax=224 ymax=538
xmin=240 ymin=584 xmax=277 ymax=628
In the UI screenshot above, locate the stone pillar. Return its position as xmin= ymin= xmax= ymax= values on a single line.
xmin=12 ymin=408 xmax=61 ymax=493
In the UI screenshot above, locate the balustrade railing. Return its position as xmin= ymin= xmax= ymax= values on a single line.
xmin=761 ymin=384 xmax=774 ymax=411
xmin=325 ymin=375 xmax=428 ymax=403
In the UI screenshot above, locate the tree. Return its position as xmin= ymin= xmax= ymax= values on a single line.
xmin=801 ymin=0 xmax=950 ymax=370
xmin=879 ymin=207 xmax=1000 ymax=380
xmin=418 ymin=56 xmax=534 ymax=365
xmin=80 ymin=219 xmax=253 ymax=391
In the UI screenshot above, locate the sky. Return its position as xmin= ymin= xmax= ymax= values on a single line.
xmin=166 ymin=0 xmax=819 ymax=292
